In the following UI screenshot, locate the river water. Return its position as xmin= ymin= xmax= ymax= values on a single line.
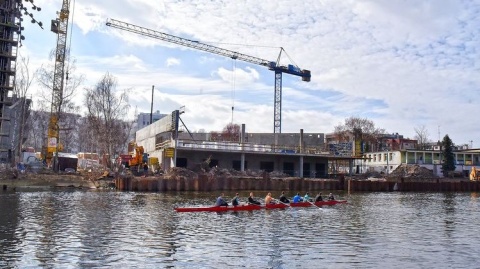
xmin=0 ymin=189 xmax=478 ymax=268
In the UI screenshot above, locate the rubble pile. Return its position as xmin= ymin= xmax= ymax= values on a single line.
xmin=0 ymin=165 xmax=17 ymax=180
xmin=269 ymin=171 xmax=290 ymax=178
xmin=164 ymin=166 xmax=290 ymax=179
xmin=387 ymin=164 xmax=436 ymax=180
xmin=165 ymin=167 xmax=199 ymax=179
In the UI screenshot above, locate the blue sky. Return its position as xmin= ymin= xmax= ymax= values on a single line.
xmin=20 ymin=0 xmax=480 ymax=147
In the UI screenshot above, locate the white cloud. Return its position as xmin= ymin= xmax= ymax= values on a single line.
xmin=166 ymin=57 xmax=180 ymax=67
xmin=19 ymin=0 xmax=480 ymax=147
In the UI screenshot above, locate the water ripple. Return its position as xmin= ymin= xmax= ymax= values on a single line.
xmin=1 ymin=191 xmax=479 ymax=268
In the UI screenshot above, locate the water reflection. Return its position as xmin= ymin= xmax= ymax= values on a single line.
xmin=0 ymin=191 xmax=20 ymax=267
xmin=1 ymin=190 xmax=479 ymax=268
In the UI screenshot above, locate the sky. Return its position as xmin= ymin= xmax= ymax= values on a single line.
xmin=19 ymin=0 xmax=480 ymax=147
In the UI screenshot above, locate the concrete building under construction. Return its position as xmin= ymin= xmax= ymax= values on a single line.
xmin=135 ymin=111 xmax=357 ymax=178
xmin=0 ymin=0 xmax=20 ymax=162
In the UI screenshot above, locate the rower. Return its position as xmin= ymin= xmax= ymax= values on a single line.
xmin=265 ymin=192 xmax=275 ymax=204
xmin=279 ymin=191 xmax=290 ymax=203
xmin=314 ymin=192 xmax=323 ymax=202
xmin=328 ymin=193 xmax=335 ymax=201
xmin=231 ymin=193 xmax=240 ymax=206
xmin=304 ymin=192 xmax=312 ymax=202
xmin=248 ymin=192 xmax=261 ymax=205
xmin=215 ymin=193 xmax=229 ymax=206
xmin=292 ymin=193 xmax=303 ymax=203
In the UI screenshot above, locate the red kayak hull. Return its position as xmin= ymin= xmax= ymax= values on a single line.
xmin=265 ymin=203 xmax=289 ymax=209
xmin=291 ymin=200 xmax=348 ymax=207
xmin=175 ymin=200 xmax=347 ymax=212
xmin=175 ymin=204 xmax=262 ymax=213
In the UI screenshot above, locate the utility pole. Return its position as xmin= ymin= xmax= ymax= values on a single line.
xmin=150 ymin=85 xmax=154 ymax=125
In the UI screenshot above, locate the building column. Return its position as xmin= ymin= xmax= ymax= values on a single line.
xmin=241 ymin=124 xmax=246 ymax=172
xmin=349 ymin=159 xmax=353 ymax=176
xmin=299 ymin=155 xmax=304 ymax=178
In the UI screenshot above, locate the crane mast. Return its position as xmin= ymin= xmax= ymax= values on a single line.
xmin=47 ymin=0 xmax=70 ymax=169
xmin=106 ymin=19 xmax=311 ymax=134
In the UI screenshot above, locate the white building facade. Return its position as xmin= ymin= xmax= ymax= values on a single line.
xmin=359 ymin=149 xmax=480 ymax=177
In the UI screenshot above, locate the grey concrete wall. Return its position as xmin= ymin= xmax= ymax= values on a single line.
xmin=176 ymin=149 xmax=328 ymax=178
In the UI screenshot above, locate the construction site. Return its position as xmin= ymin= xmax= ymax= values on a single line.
xmin=2 ymin=1 xmax=480 ymax=194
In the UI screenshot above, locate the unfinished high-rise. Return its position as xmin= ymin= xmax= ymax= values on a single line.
xmin=0 ymin=0 xmax=20 ymax=162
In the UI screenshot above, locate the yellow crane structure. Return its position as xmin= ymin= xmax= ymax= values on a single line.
xmin=105 ymin=18 xmax=311 ymax=135
xmin=46 ymin=0 xmax=70 ymax=170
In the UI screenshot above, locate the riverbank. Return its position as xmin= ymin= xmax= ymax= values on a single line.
xmin=2 ymin=166 xmax=478 ymax=193
xmin=0 ymin=169 xmax=113 ymax=191
xmin=114 ymin=175 xmax=480 ymax=192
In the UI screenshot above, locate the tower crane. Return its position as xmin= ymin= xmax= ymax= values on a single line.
xmin=105 ymin=18 xmax=311 ymax=134
xmin=46 ymin=0 xmax=70 ymax=170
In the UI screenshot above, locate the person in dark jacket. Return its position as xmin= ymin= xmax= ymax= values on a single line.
xmin=315 ymin=192 xmax=323 ymax=202
xmin=279 ymin=191 xmax=290 ymax=203
xmin=216 ymin=193 xmax=229 ymax=206
xmin=231 ymin=193 xmax=240 ymax=206
xmin=248 ymin=192 xmax=261 ymax=205
xmin=143 ymin=162 xmax=149 ymax=177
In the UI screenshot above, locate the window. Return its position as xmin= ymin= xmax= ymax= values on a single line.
xmin=260 ymin=161 xmax=274 ymax=172
xmin=232 ymin=160 xmax=247 ymax=171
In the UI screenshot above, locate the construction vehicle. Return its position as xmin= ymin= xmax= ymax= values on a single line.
xmin=45 ymin=0 xmax=70 ymax=170
xmin=127 ymin=142 xmax=147 ymax=172
xmin=147 ymin=156 xmax=162 ymax=174
xmin=105 ymin=19 xmax=311 ymax=134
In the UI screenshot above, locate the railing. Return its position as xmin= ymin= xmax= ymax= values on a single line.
xmin=176 ymin=140 xmax=330 ymax=155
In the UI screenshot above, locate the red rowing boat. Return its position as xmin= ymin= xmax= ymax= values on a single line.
xmin=294 ymin=200 xmax=347 ymax=207
xmin=175 ymin=200 xmax=347 ymax=212
xmin=174 ymin=204 xmax=262 ymax=212
xmin=265 ymin=200 xmax=347 ymax=209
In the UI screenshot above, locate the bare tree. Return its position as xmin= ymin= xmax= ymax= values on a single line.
xmin=36 ymin=49 xmax=84 ymax=107
xmin=25 ymin=105 xmax=49 ymax=151
xmin=414 ymin=125 xmax=430 ymax=150
xmin=11 ymin=55 xmax=34 ymax=162
xmin=84 ymin=72 xmax=130 ymax=167
xmin=35 ymin=49 xmax=84 ymax=153
xmin=208 ymin=123 xmax=241 ymax=142
xmin=222 ymin=123 xmax=241 ymax=142
xmin=334 ymin=116 xmax=385 ymax=153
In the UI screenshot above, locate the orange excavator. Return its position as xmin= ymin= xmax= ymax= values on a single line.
xmin=127 ymin=142 xmax=147 ymax=173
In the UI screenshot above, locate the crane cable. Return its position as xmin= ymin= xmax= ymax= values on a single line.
xmin=66 ymin=0 xmax=76 ymax=81
xmin=231 ymin=59 xmax=236 ymax=124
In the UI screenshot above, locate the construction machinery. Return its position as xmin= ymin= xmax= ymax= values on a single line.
xmin=127 ymin=142 xmax=147 ymax=172
xmin=105 ymin=18 xmax=311 ymax=134
xmin=46 ymin=0 xmax=70 ymax=170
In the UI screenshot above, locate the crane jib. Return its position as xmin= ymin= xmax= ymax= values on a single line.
xmin=106 ymin=18 xmax=311 ymax=134
xmin=105 ymin=19 xmax=310 ymax=81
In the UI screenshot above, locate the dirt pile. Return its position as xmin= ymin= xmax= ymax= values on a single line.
xmin=387 ymin=164 xmax=436 ymax=180
xmin=165 ymin=167 xmax=199 ymax=179
xmin=164 ymin=166 xmax=290 ymax=179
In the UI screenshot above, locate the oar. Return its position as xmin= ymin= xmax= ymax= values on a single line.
xmin=308 ymin=200 xmax=322 ymax=210
xmin=273 ymin=198 xmax=291 ymax=207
